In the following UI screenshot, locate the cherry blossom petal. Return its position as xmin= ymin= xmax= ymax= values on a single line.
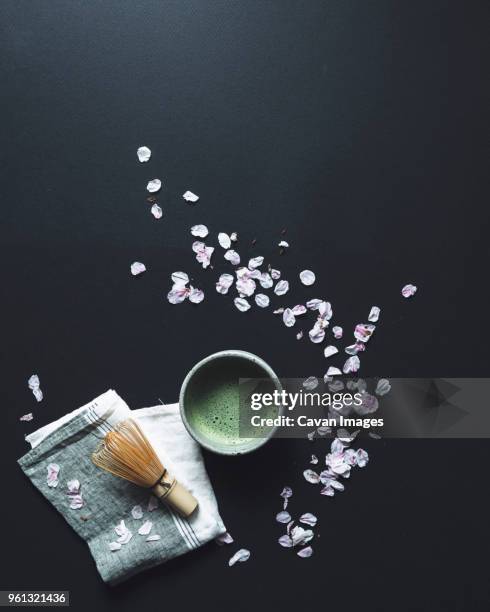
xmin=300 ymin=513 xmax=317 ymax=527
xmin=109 ymin=541 xmax=122 ymax=552
xmin=224 ymin=249 xmax=240 ymax=265
xmin=131 ymin=505 xmax=143 ymax=520
xmin=343 ymin=355 xmax=360 ymax=374
xmin=228 ymin=549 xmax=251 ymax=567
xmin=354 ymin=392 xmax=379 ymax=415
xmin=191 ymin=224 xmax=209 ymax=238
xmin=283 ymin=308 xmax=296 ymax=327
xmin=278 ymin=535 xmax=293 ymax=548
xmin=230 ymin=232 xmax=238 ymax=242
xmin=356 ymin=449 xmax=369 ymax=467
xmin=255 ymin=293 xmax=270 ymax=308
xmin=354 ymin=323 xmax=376 ymax=343
xmin=234 ymin=297 xmax=251 ymax=312
xmin=303 ymin=469 xmax=320 ymax=484
xmin=189 ymin=287 xmax=205 ymax=303
xmin=318 ymin=301 xmax=333 ymax=320
xmin=375 ymin=378 xmax=391 ymax=396
xmin=332 ymin=326 xmax=343 ymax=339
xmin=309 ymin=323 xmax=325 ymax=344
xmin=303 ymin=376 xmax=318 ymax=390
xmin=248 ymin=256 xmax=264 ymax=269
xmin=47 ymin=463 xmax=60 ymax=488
xmin=137 ymin=146 xmax=151 ymax=162
xmin=402 ymin=283 xmax=417 ymax=298
xmin=20 ymin=413 xmax=34 ymax=422
xmin=326 ymin=366 xmax=341 ymax=377
xmin=28 ymin=374 xmax=43 ymax=402
xmin=292 ymin=304 xmax=307 ymax=316
xmin=278 ymin=240 xmax=289 ymax=248
xmin=290 ymin=526 xmax=314 ymax=546
xmin=115 ymin=520 xmax=132 ymax=544
xmin=276 ymin=511 xmax=292 ymax=523
xmin=274 ymin=280 xmax=289 ymax=296
xmin=324 ymin=345 xmax=338 ymax=358
xmin=146 ymin=535 xmax=161 ymax=542
xmin=183 ymin=190 xmax=199 ymax=202
xmin=320 ymin=486 xmax=334 ymax=496
xmin=306 ymin=299 xmax=322 ymax=310
xmin=236 ymin=277 xmax=256 ymax=297
xmin=150 ymin=203 xmax=162 ymax=219
xmin=297 ymin=546 xmax=313 ymax=558
xmin=147 ymin=496 xmax=159 ymax=511
xmin=218 ymin=233 xmax=231 ymax=249
xmin=345 ymin=342 xmax=366 ymax=355
xmin=296 ymin=331 xmax=303 ymax=340
xmin=171 ymin=271 xmax=189 ymax=286
xmin=270 ymin=269 xmax=281 ymax=280
xmin=167 ymin=285 xmax=189 ymax=304
xmin=368 ymin=306 xmax=381 ymax=322
xmin=259 ymin=272 xmax=273 ymax=289
xmin=131 ymin=262 xmax=146 ymax=276
xmin=300 ymin=270 xmax=315 ymax=286
xmin=146 ymin=179 xmax=161 ymax=193
xmin=280 ymin=487 xmax=293 ymax=499
xmin=216 ymin=273 xmax=234 ymax=294
xmin=215 ymin=532 xmax=234 ymax=545
xmin=138 ymin=520 xmax=153 ymax=536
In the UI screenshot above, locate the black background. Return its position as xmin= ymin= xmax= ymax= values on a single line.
xmin=1 ymin=1 xmax=489 ymax=610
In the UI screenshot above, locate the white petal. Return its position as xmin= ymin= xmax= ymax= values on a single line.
xmin=216 ymin=273 xmax=234 ymax=294
xmin=303 ymin=376 xmax=318 ymax=390
xmin=324 ymin=345 xmax=338 ymax=358
xmin=147 ymin=496 xmax=159 ymax=512
xmin=234 ymin=297 xmax=251 ymax=312
xmin=276 ymin=511 xmax=292 ymax=523
xmin=283 ymin=308 xmax=296 ymax=327
xmin=150 ymin=203 xmax=162 ymax=219
xmin=326 ymin=366 xmax=342 ymax=376
xmin=224 ymin=249 xmax=240 ymax=265
xmin=137 ymin=146 xmax=151 ymax=162
xmin=274 ymin=280 xmax=289 ymax=296
xmin=278 ymin=240 xmax=289 ymax=248
xmin=306 ymin=299 xmax=322 ymax=310
xmin=215 ymin=532 xmax=234 ymax=545
xmin=300 ymin=270 xmax=315 ymax=286
xmin=20 ymin=412 xmax=34 ymax=422
xmin=183 ymin=190 xmax=199 ymax=202
xmin=109 ymin=542 xmax=122 ymax=551
xmin=189 ymin=287 xmax=205 ymax=303
xmin=131 ymin=505 xmax=143 ymax=520
xmin=46 ymin=463 xmax=60 ymax=488
xmin=299 ymin=513 xmax=317 ymax=527
xmin=309 ymin=324 xmax=325 ymax=344
xmin=270 ymin=269 xmax=281 ymax=280
xmin=354 ymin=323 xmax=376 ymax=343
xmin=131 ymin=261 xmax=146 ymax=276
xmin=255 ymin=293 xmax=270 ymax=308
xmin=296 ymin=331 xmax=303 ymax=340
xmin=332 ymin=326 xmax=343 ymax=339
xmin=343 ymin=355 xmax=360 ymax=374
xmin=292 ymin=304 xmax=307 ymax=316
xmin=303 ymin=469 xmax=320 ymax=484
xmin=368 ymin=306 xmax=381 ymax=322
xmin=278 ymin=535 xmax=293 ymax=548
xmin=248 ymin=256 xmax=264 ymax=269
xmin=228 ymin=549 xmax=251 ymax=567
xmin=218 ymin=232 xmax=232 ymax=249
xmin=171 ymin=271 xmax=189 ymax=286
xmin=402 ymin=283 xmax=417 ymax=298
xmin=167 ymin=285 xmax=189 ymax=304
xmin=280 ymin=487 xmax=293 ymax=499
xmin=375 ymin=378 xmax=391 ymax=396
xmin=146 ymin=535 xmax=161 ymax=542
xmin=146 ymin=178 xmax=161 ymax=193
xmin=297 ymin=546 xmax=313 ymax=558
xmin=230 ymin=232 xmax=238 ymax=242
xmin=191 ymin=224 xmax=209 ymax=238
xmin=259 ymin=272 xmax=273 ymax=289
xmin=138 ymin=520 xmax=153 ymax=536
xmin=290 ymin=526 xmax=314 ymax=546
xmin=236 ymin=277 xmax=256 ymax=297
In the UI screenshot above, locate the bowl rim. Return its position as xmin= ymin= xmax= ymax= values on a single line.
xmin=179 ymin=349 xmax=283 ymax=455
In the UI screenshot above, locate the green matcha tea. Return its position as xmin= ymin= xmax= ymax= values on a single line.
xmin=182 ymin=354 xmax=280 ymax=453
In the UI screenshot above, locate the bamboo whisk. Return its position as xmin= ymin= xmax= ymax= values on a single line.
xmin=92 ymin=419 xmax=198 ymax=518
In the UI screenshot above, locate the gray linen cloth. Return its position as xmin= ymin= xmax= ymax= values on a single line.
xmin=18 ymin=390 xmax=226 ymax=585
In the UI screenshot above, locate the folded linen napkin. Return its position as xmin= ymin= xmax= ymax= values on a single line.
xmin=18 ymin=390 xmax=227 ymax=585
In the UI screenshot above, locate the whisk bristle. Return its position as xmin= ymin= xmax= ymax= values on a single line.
xmin=92 ymin=419 xmax=163 ymax=488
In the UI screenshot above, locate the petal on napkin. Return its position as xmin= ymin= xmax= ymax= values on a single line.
xmin=46 ymin=463 xmax=60 ymax=488
xmin=138 ymin=520 xmax=153 ymax=536
xmin=131 ymin=505 xmax=143 ymax=520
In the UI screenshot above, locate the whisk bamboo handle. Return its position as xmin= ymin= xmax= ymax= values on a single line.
xmin=153 ymin=472 xmax=198 ymax=518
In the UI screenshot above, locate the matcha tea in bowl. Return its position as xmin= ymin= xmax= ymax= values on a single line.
xmin=179 ymin=350 xmax=282 ymax=455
